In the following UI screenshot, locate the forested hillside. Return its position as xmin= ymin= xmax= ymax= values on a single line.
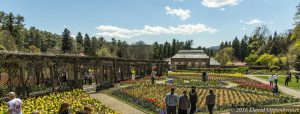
xmin=213 ymin=3 xmax=300 ymax=70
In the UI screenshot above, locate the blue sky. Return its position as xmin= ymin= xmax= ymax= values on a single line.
xmin=0 ymin=0 xmax=298 ymax=47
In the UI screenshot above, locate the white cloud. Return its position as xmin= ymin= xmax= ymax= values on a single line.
xmin=95 ymin=24 xmax=218 ymax=38
xmin=165 ymin=6 xmax=191 ymax=21
xmin=241 ymin=27 xmax=246 ymax=30
xmin=220 ymin=8 xmax=225 ymax=11
xmin=240 ymin=19 xmax=264 ymax=25
xmin=201 ymin=0 xmax=240 ymax=8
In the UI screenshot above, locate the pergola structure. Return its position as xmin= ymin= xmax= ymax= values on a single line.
xmin=0 ymin=51 xmax=168 ymax=97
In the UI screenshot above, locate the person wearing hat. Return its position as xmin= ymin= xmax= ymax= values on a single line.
xmin=58 ymin=102 xmax=70 ymax=114
xmin=7 ymin=92 xmax=23 ymax=114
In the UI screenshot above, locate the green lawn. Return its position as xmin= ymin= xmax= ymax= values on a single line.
xmin=258 ymin=76 xmax=300 ymax=91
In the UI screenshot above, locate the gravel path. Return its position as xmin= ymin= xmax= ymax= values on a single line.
xmin=245 ymin=75 xmax=300 ymax=98
xmin=90 ymin=92 xmax=145 ymax=114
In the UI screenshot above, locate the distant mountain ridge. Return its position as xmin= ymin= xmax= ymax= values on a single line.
xmin=208 ymin=46 xmax=220 ymax=50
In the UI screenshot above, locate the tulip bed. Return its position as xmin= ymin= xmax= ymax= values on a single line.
xmin=0 ymin=89 xmax=117 ymax=114
xmin=112 ymin=83 xmax=298 ymax=113
xmin=113 ymin=72 xmax=300 ymax=113
xmin=169 ymin=72 xmax=273 ymax=91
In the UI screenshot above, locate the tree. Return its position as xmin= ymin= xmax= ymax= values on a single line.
xmin=95 ymin=47 xmax=114 ymax=57
xmin=91 ymin=36 xmax=98 ymax=55
xmin=295 ymin=55 xmax=300 ymax=71
xmin=153 ymin=42 xmax=160 ymax=59
xmin=0 ymin=30 xmax=17 ymax=51
xmin=245 ymin=53 xmax=259 ymax=65
xmin=183 ymin=40 xmax=193 ymax=50
xmin=171 ymin=39 xmax=176 ymax=56
xmin=84 ymin=33 xmax=92 ymax=55
xmin=294 ymin=3 xmax=300 ymax=24
xmin=61 ymin=28 xmax=73 ymax=53
xmin=214 ymin=47 xmax=233 ymax=65
xmin=252 ymin=25 xmax=269 ymax=54
xmin=232 ymin=37 xmax=240 ymax=59
xmin=240 ymin=35 xmax=248 ymax=61
xmin=75 ymin=32 xmax=83 ymax=52
xmin=256 ymin=53 xmax=279 ymax=69
xmin=163 ymin=41 xmax=169 ymax=58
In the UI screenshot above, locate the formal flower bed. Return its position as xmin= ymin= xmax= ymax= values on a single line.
xmin=0 ymin=89 xmax=117 ymax=114
xmin=233 ymin=80 xmax=273 ymax=91
xmin=112 ymin=84 xmax=298 ymax=113
xmin=169 ymin=72 xmax=273 ymax=91
xmin=169 ymin=72 xmax=244 ymax=78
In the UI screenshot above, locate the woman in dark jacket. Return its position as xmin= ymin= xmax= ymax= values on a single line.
xmin=272 ymin=84 xmax=279 ymax=96
xmin=189 ymin=86 xmax=198 ymax=114
xmin=206 ymin=89 xmax=215 ymax=114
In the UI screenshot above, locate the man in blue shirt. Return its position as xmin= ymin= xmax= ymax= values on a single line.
xmin=165 ymin=88 xmax=178 ymax=114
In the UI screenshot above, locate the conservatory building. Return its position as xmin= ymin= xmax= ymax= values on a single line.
xmin=170 ymin=50 xmax=220 ymax=69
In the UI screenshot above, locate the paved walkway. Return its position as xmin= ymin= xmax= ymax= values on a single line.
xmin=90 ymin=92 xmax=145 ymax=114
xmin=245 ymin=75 xmax=300 ymax=98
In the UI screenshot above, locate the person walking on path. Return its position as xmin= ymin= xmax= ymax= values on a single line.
xmin=151 ymin=70 xmax=156 ymax=85
xmin=274 ymin=74 xmax=278 ymax=85
xmin=189 ymin=86 xmax=198 ymax=114
xmin=7 ymin=92 xmax=22 ymax=114
xmin=272 ymin=84 xmax=279 ymax=96
xmin=165 ymin=88 xmax=178 ymax=114
xmin=202 ymin=72 xmax=207 ymax=82
xmin=205 ymin=72 xmax=208 ymax=82
xmin=296 ymin=73 xmax=299 ymax=83
xmin=269 ymin=75 xmax=274 ymax=86
xmin=289 ymin=72 xmax=292 ymax=82
xmin=206 ymin=89 xmax=215 ymax=114
xmin=178 ymin=91 xmax=190 ymax=114
xmin=285 ymin=75 xmax=290 ymax=86
xmin=84 ymin=72 xmax=88 ymax=85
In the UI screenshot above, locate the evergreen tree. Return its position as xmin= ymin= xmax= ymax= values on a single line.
xmin=294 ymin=3 xmax=300 ymax=24
xmin=171 ymin=39 xmax=176 ymax=56
xmin=153 ymin=42 xmax=160 ymax=59
xmin=84 ymin=33 xmax=92 ymax=55
xmin=240 ymin=35 xmax=248 ymax=61
xmin=75 ymin=32 xmax=83 ymax=52
xmin=61 ymin=28 xmax=72 ymax=53
xmin=232 ymin=37 xmax=240 ymax=59
xmin=159 ymin=44 xmax=164 ymax=59
xmin=220 ymin=41 xmax=225 ymax=49
xmin=164 ymin=41 xmax=169 ymax=58
xmin=76 ymin=32 xmax=83 ymax=46
xmin=224 ymin=41 xmax=229 ymax=47
xmin=167 ymin=42 xmax=171 ymax=58
xmin=91 ymin=36 xmax=98 ymax=55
